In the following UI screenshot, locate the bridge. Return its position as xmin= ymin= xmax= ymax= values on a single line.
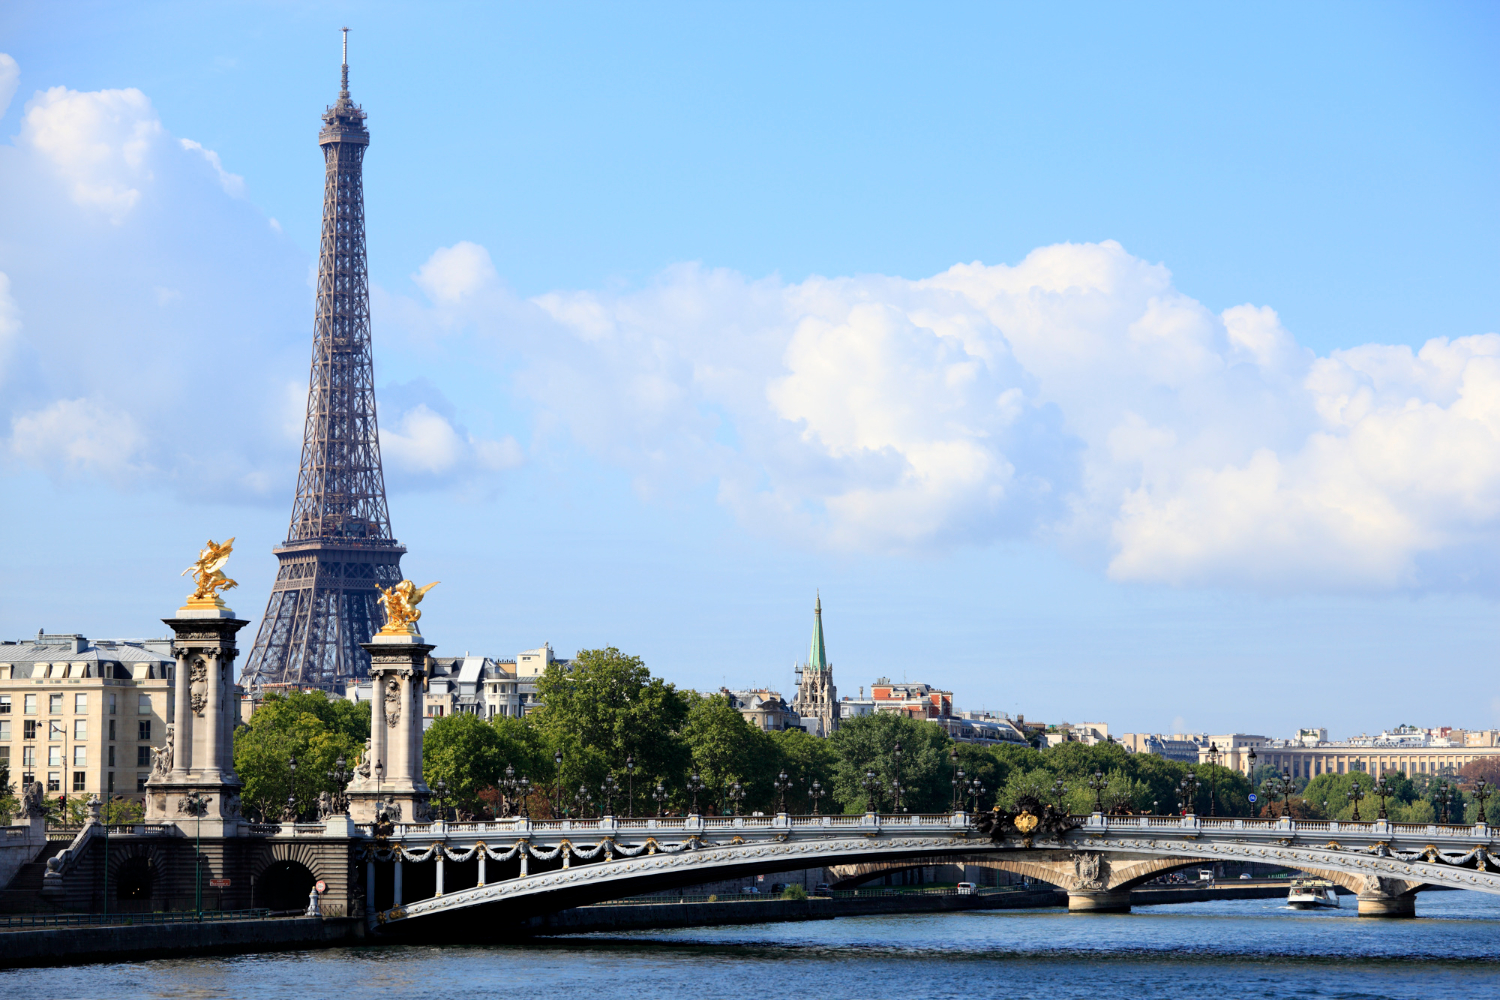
xmin=360 ymin=810 xmax=1500 ymax=932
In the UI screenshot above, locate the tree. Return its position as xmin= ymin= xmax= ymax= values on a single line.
xmin=422 ymin=713 xmax=507 ymax=817
xmin=767 ymin=727 xmax=839 ymax=814
xmin=681 ymin=694 xmax=774 ymax=813
xmin=826 ymin=714 xmax=951 ymax=813
xmin=232 ymin=690 xmax=363 ymax=820
xmin=530 ymin=648 xmax=691 ymax=813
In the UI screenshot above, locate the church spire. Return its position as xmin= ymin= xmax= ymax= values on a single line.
xmin=808 ymin=591 xmax=828 ymax=672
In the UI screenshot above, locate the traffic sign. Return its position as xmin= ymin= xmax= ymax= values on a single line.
xmin=1248 ymin=794 xmax=1257 ymax=803
xmin=208 ymin=878 xmax=231 ymax=888
xmin=315 ymin=880 xmax=327 ymax=893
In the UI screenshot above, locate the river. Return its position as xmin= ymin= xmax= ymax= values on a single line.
xmin=10 ymin=892 xmax=1500 ymax=999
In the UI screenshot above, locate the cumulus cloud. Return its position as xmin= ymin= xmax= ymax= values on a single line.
xmin=0 ymin=54 xmax=18 ymax=118
xmin=178 ymin=138 xmax=245 ymax=197
xmin=386 ymin=239 xmax=1500 ymax=592
xmin=9 ymin=397 xmax=148 ymax=481
xmin=376 ymin=380 xmax=523 ymax=486
xmin=20 ymin=84 xmax=164 ymax=221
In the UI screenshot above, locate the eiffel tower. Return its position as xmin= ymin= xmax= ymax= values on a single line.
xmin=243 ymin=30 xmax=404 ymax=693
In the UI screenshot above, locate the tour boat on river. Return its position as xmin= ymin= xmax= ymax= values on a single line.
xmin=1287 ymin=879 xmax=1340 ymax=909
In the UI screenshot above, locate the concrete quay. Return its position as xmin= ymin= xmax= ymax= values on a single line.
xmin=0 ymin=915 xmax=366 ymax=969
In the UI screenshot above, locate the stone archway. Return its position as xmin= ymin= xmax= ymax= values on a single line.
xmin=255 ymin=859 xmax=315 ymax=912
xmin=115 ymin=856 xmax=154 ymax=901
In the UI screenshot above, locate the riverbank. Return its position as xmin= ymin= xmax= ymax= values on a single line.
xmin=0 ymin=915 xmax=366 ymax=969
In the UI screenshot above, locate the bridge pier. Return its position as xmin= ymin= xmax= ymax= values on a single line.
xmin=1067 ymin=890 xmax=1131 ymax=913
xmin=394 ymin=860 xmax=403 ymax=906
xmin=1356 ymin=892 xmax=1416 ymax=917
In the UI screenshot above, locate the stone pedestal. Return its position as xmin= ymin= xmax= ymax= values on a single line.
xmin=1067 ymin=889 xmax=1132 ymax=913
xmin=347 ymin=633 xmax=433 ymax=824
xmin=144 ymin=608 xmax=247 ymax=836
xmin=1357 ymin=892 xmax=1416 ymax=917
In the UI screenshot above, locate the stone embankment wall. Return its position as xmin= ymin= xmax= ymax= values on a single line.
xmin=0 ymin=916 xmax=365 ymax=969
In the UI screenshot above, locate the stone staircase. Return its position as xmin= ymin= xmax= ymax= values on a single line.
xmin=0 ymin=842 xmax=66 ymax=913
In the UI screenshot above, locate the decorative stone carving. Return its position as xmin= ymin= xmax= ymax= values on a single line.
xmin=384 ymin=676 xmax=401 ymax=728
xmin=18 ymin=780 xmax=45 ymax=819
xmin=150 ymin=725 xmax=174 ymax=777
xmin=355 ymin=738 xmax=372 ymax=778
xmin=1071 ymin=850 xmax=1108 ymax=890
xmin=189 ymin=657 xmax=209 ymax=716
xmin=317 ymin=790 xmax=334 ymax=819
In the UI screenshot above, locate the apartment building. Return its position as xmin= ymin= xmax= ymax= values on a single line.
xmin=0 ymin=632 xmax=174 ymax=805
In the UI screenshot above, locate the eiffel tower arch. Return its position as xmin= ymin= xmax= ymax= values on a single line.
xmin=243 ymin=32 xmax=404 ymax=693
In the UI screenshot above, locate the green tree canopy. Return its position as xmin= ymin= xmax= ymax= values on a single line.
xmin=232 ymin=690 xmax=365 ymax=821
xmin=825 ymin=714 xmax=952 ymax=813
xmin=767 ymin=726 xmax=839 ymax=814
xmin=422 ymin=713 xmax=508 ymax=817
xmin=681 ymin=693 xmax=774 ymax=813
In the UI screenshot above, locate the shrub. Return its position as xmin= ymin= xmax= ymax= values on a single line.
xmin=782 ymin=884 xmax=808 ymax=900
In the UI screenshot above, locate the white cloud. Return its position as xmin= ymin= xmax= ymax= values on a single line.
xmin=9 ymin=397 xmax=148 ymax=481
xmin=178 ymin=138 xmax=245 ymax=197
xmin=387 ymin=239 xmax=1500 ymax=592
xmin=0 ymin=272 xmax=20 ymax=382
xmin=0 ymin=54 xmax=18 ymax=119
xmin=20 ymin=84 xmax=163 ymax=221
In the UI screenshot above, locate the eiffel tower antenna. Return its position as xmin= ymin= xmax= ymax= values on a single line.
xmin=242 ymin=30 xmax=404 ymax=693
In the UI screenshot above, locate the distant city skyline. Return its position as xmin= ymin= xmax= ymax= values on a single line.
xmin=0 ymin=3 xmax=1496 ymax=738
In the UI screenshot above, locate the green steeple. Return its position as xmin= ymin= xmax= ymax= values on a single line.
xmin=808 ymin=591 xmax=828 ymax=672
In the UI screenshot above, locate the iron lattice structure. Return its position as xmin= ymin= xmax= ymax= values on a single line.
xmin=243 ymin=41 xmax=404 ymax=693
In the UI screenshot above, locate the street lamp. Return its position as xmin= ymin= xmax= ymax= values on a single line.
xmin=651 ymin=781 xmax=667 ymax=818
xmin=686 ymin=772 xmax=704 ymax=815
xmin=774 ymin=770 xmax=793 ymax=815
xmin=808 ymin=780 xmax=824 ymax=816
xmin=1206 ymin=743 xmax=1221 ymax=816
xmin=1279 ymin=768 xmax=1293 ymax=817
xmin=1347 ymin=779 xmax=1365 ymax=822
xmin=1051 ymin=779 xmax=1068 ymax=815
xmin=1476 ymin=778 xmax=1493 ymax=825
xmin=625 ymin=756 xmax=635 ymax=819
xmin=553 ymin=750 xmax=564 ymax=817
xmin=1088 ymin=771 xmax=1106 ymax=814
xmin=518 ymin=775 xmax=531 ymax=819
xmin=1246 ymin=746 xmax=1258 ymax=815
xmin=433 ymin=778 xmax=448 ymax=821
xmin=892 ymin=741 xmax=904 ymax=813
xmin=1179 ymin=772 xmax=1200 ymax=817
xmin=950 ymin=748 xmax=961 ymax=813
xmin=182 ymin=791 xmax=208 ymax=921
xmin=600 ymin=774 xmax=619 ymax=818
xmin=862 ymin=769 xmax=882 ymax=815
xmin=1437 ymin=782 xmax=1452 ymax=825
xmin=727 ymin=781 xmax=745 ymax=817
xmin=1372 ymin=776 xmax=1393 ymax=821
xmin=328 ymin=756 xmax=352 ymax=815
xmin=966 ymin=777 xmax=985 ymax=813
xmin=285 ymin=754 xmax=298 ymax=823
xmin=501 ymin=765 xmax=519 ymax=818
xmin=573 ymin=783 xmax=593 ymax=819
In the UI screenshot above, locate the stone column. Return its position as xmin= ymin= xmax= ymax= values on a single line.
xmin=348 ymin=633 xmax=433 ymax=823
xmin=146 ymin=609 xmax=247 ymax=835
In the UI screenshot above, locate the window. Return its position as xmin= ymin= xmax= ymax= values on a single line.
xmin=23 ymin=720 xmax=36 ymax=740
xmin=108 ymin=693 xmax=116 ymax=715
xmin=0 ymin=721 xmax=8 ymax=741
xmin=73 ymin=693 xmax=86 ymax=714
xmin=0 ymin=746 xmax=8 ymax=763
xmin=108 ymin=719 xmax=116 ymax=741
xmin=49 ymin=694 xmax=62 ymax=715
xmin=23 ymin=694 xmax=36 ymax=715
xmin=73 ymin=746 xmax=87 ymax=766
xmin=136 ymin=746 xmax=150 ymax=767
xmin=73 ymin=720 xmax=87 ymax=740
xmin=0 ymin=695 xmax=9 ymax=713
xmin=48 ymin=721 xmax=64 ymax=741
xmin=107 ymin=772 xmax=114 ymax=794
xmin=136 ymin=773 xmax=147 ymax=793
xmin=22 ymin=747 xmax=34 ymax=768
xmin=48 ymin=747 xmax=62 ymax=767
xmin=138 ymin=694 xmax=151 ymax=715
xmin=108 ymin=745 xmax=115 ymax=767
xmin=47 ymin=772 xmax=60 ymax=792
xmin=72 ymin=772 xmax=85 ymax=792
xmin=138 ymin=720 xmax=151 ymax=741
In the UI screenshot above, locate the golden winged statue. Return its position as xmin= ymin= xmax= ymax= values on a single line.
xmin=377 ymin=579 xmax=440 ymax=636
xmin=182 ymin=537 xmax=238 ymax=606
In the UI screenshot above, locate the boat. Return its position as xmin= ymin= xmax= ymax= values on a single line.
xmin=1287 ymin=878 xmax=1340 ymax=909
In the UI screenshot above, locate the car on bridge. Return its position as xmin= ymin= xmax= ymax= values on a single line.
xmin=956 ymin=882 xmax=976 ymax=895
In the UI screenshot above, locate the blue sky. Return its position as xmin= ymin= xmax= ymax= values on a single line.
xmin=1 ymin=1 xmax=1496 ymax=739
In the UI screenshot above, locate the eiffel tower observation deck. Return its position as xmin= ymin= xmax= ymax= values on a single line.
xmin=243 ymin=30 xmax=404 ymax=693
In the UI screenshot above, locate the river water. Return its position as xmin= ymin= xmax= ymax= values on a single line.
xmin=11 ymin=892 xmax=1500 ymax=999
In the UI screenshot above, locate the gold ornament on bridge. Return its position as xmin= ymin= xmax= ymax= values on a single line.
xmin=1013 ymin=809 xmax=1040 ymax=835
xmin=181 ymin=537 xmax=238 ymax=610
xmin=377 ymin=579 xmax=440 ymax=636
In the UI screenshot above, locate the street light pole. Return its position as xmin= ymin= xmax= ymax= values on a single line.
xmin=625 ymin=756 xmax=635 ymax=819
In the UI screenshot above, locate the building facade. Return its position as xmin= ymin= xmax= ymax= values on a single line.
xmin=723 ymin=688 xmax=801 ymax=731
xmin=791 ymin=595 xmax=838 ymax=737
xmin=870 ymin=679 xmax=952 ymax=719
xmin=0 ymin=632 xmax=175 ymax=805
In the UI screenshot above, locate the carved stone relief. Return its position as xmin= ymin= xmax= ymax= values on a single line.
xmin=384 ymin=677 xmax=401 ymax=728
xmin=189 ymin=657 xmax=209 ymax=716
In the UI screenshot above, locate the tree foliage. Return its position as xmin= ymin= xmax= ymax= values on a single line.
xmin=232 ymin=690 xmax=367 ymax=821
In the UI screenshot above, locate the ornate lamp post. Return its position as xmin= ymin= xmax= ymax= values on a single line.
xmin=950 ymin=748 xmax=961 ymax=812
xmin=862 ymin=769 xmax=882 ymax=814
xmin=285 ymin=754 xmax=298 ymax=822
xmin=500 ymin=765 xmax=519 ymax=818
xmin=892 ymin=742 xmax=904 ymax=813
xmin=552 ymin=750 xmax=564 ymax=817
xmin=625 ymin=756 xmax=635 ymax=819
xmin=1436 ymin=782 xmax=1452 ymax=825
xmin=600 ymin=774 xmax=619 ymax=818
xmin=327 ymin=756 xmax=353 ymax=815
xmin=1050 ymin=779 xmax=1068 ymax=815
xmin=433 ymin=778 xmax=448 ymax=821
xmin=727 ymin=781 xmax=745 ymax=817
xmin=651 ymin=781 xmax=667 ymax=818
xmin=1088 ymin=771 xmax=1106 ymax=814
xmin=1347 ymin=779 xmax=1364 ymax=822
xmin=1178 ymin=772 xmax=1200 ymax=816
xmin=1279 ymin=769 xmax=1293 ymax=818
xmin=518 ymin=775 xmax=531 ymax=819
xmin=1246 ymin=746 xmax=1258 ymax=816
xmin=808 ymin=780 xmax=824 ymax=816
xmin=686 ymin=772 xmax=704 ymax=816
xmin=1206 ymin=743 xmax=1221 ymax=816
xmin=773 ymin=770 xmax=793 ymax=815
xmin=182 ymin=791 xmax=208 ymax=921
xmin=573 ymin=783 xmax=593 ymax=819
xmin=1372 ymin=776 xmax=1393 ymax=821
xmin=1475 ymin=778 xmax=1493 ymax=825
xmin=966 ymin=777 xmax=985 ymax=813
